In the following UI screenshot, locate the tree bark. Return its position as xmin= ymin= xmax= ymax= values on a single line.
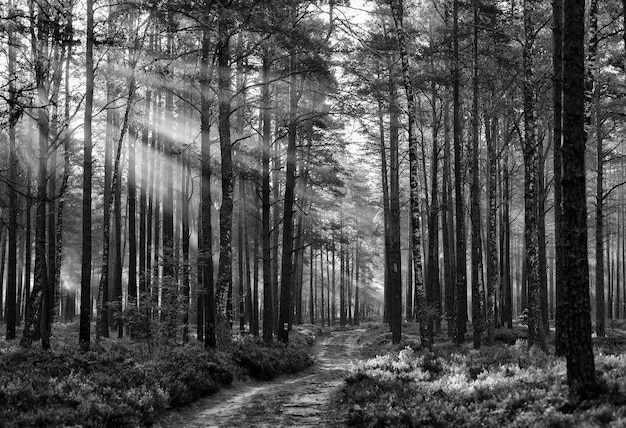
xmin=215 ymin=6 xmax=234 ymax=328
xmin=523 ymin=0 xmax=545 ymax=351
xmin=561 ymin=0 xmax=596 ymax=390
xmin=6 ymin=0 xmax=18 ymax=340
xmin=470 ymin=0 xmax=484 ymax=349
xmin=278 ymin=19 xmax=299 ymax=343
xmin=387 ymin=75 xmax=402 ymax=342
xmin=486 ymin=114 xmax=499 ymax=345
xmin=452 ymin=0 xmax=467 ymax=344
xmin=390 ymin=0 xmax=426 ymax=346
xmin=200 ymin=28 xmax=216 ymax=348
xmin=261 ymin=49 xmax=274 ymax=344
xmin=78 ymin=6 xmax=94 ymax=344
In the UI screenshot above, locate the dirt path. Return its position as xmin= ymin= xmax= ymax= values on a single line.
xmin=156 ymin=329 xmax=364 ymax=428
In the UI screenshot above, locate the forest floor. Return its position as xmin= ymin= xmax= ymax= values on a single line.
xmin=155 ymin=327 xmax=365 ymax=428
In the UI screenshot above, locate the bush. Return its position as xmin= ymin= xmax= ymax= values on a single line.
xmin=0 ymin=327 xmax=316 ymax=427
xmin=233 ymin=337 xmax=314 ymax=380
xmin=341 ymin=343 xmax=626 ymax=427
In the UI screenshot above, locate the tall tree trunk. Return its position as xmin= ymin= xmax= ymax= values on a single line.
xmin=561 ymin=0 xmax=595 ymax=389
xmin=427 ymin=78 xmax=441 ymax=336
xmin=261 ymin=50 xmax=274 ymax=344
xmin=470 ymin=0 xmax=484 ymax=349
xmin=585 ymin=0 xmax=604 ymax=339
xmin=244 ymin=188 xmax=254 ymax=333
xmin=552 ymin=0 xmax=566 ymax=354
xmin=278 ymin=22 xmax=299 ymax=343
xmin=391 ymin=0 xmax=426 ymax=346
xmin=182 ymin=153 xmax=191 ymax=343
xmin=80 ymin=2 xmax=94 ymax=346
xmin=216 ymin=8 xmax=234 ymax=331
xmin=113 ymin=141 xmax=123 ymax=336
xmin=406 ymin=215 xmax=413 ymax=321
xmin=486 ymin=114 xmax=499 ymax=345
xmin=96 ymin=75 xmax=135 ymax=342
xmin=272 ymin=133 xmax=281 ymax=333
xmin=139 ymin=82 xmax=151 ymax=306
xmin=378 ymin=98 xmax=392 ymax=324
xmin=128 ymin=119 xmax=138 ymax=311
xmin=252 ymin=189 xmax=260 ymax=337
xmin=387 ymin=70 xmax=403 ymax=344
xmin=238 ymin=177 xmax=246 ymax=334
xmin=162 ymin=27 xmax=176 ymax=334
xmin=442 ymin=97 xmax=455 ymax=336
xmin=22 ymin=3 xmax=50 ymax=348
xmin=320 ymin=248 xmax=325 ymax=326
xmin=6 ymin=0 xmax=18 ymax=340
xmin=200 ymin=28 xmax=216 ymax=348
xmin=355 ymin=236 xmax=360 ymax=326
xmin=452 ymin=0 xmax=467 ymax=344
xmin=523 ymin=0 xmax=545 ymax=351
xmin=538 ymin=138 xmax=549 ymax=336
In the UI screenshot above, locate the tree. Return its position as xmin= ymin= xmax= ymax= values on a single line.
xmin=470 ymin=0 xmax=484 ymax=349
xmin=215 ymin=3 xmax=235 ymax=330
xmin=261 ymin=46 xmax=273 ymax=344
xmin=522 ymin=0 xmax=545 ymax=351
xmin=6 ymin=0 xmax=19 ymax=341
xmin=452 ymin=0 xmax=467 ymax=345
xmin=552 ymin=0 xmax=566 ymax=356
xmin=560 ymin=0 xmax=595 ymax=390
xmin=200 ymin=27 xmax=216 ymax=348
xmin=21 ymin=0 xmax=52 ymax=349
xmin=79 ymin=0 xmax=94 ymax=344
xmin=278 ymin=4 xmax=300 ymax=344
xmin=389 ymin=0 xmax=426 ymax=346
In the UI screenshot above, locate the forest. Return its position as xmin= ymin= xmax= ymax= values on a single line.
xmin=1 ymin=0 xmax=626 ymax=426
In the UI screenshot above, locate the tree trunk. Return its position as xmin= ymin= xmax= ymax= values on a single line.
xmin=261 ymin=50 xmax=274 ymax=344
xmin=79 ymin=0 xmax=94 ymax=339
xmin=523 ymin=0 xmax=545 ymax=351
xmin=215 ymin=7 xmax=234 ymax=328
xmin=453 ymin=0 xmax=467 ymax=345
xmin=6 ymin=0 xmax=18 ymax=339
xmin=486 ymin=113 xmax=499 ymax=345
xmin=553 ymin=0 xmax=566 ymax=354
xmin=278 ymin=21 xmax=299 ymax=343
xmin=586 ymin=0 xmax=603 ymax=339
xmin=252 ymin=189 xmax=260 ymax=337
xmin=378 ymin=98 xmax=392 ymax=324
xmin=128 ymin=119 xmax=138 ymax=312
xmin=182 ymin=152 xmax=191 ymax=343
xmin=391 ymin=0 xmax=426 ymax=347
xmin=442 ymin=97 xmax=455 ymax=336
xmin=470 ymin=0 xmax=484 ymax=349
xmin=427 ymin=79 xmax=441 ymax=337
xmin=561 ymin=0 xmax=595 ymax=390
xmin=21 ymin=5 xmax=50 ymax=348
xmin=200 ymin=28 xmax=216 ymax=348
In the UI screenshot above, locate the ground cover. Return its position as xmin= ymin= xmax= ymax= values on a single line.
xmin=340 ymin=322 xmax=626 ymax=427
xmin=0 ymin=323 xmax=314 ymax=427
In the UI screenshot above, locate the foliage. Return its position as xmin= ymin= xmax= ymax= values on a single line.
xmin=233 ymin=336 xmax=314 ymax=380
xmin=0 ymin=327 xmax=314 ymax=427
xmin=340 ymin=340 xmax=626 ymax=427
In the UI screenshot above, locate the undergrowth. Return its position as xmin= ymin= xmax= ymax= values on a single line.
xmin=0 ymin=325 xmax=316 ymax=427
xmin=341 ymin=339 xmax=626 ymax=427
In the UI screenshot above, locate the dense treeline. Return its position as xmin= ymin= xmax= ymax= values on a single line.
xmin=0 ymin=0 xmax=623 ymax=391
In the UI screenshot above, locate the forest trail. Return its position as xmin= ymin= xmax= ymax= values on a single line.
xmin=156 ymin=328 xmax=365 ymax=428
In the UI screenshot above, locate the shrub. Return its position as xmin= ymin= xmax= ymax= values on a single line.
xmin=341 ymin=341 xmax=626 ymax=427
xmin=233 ymin=337 xmax=313 ymax=380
